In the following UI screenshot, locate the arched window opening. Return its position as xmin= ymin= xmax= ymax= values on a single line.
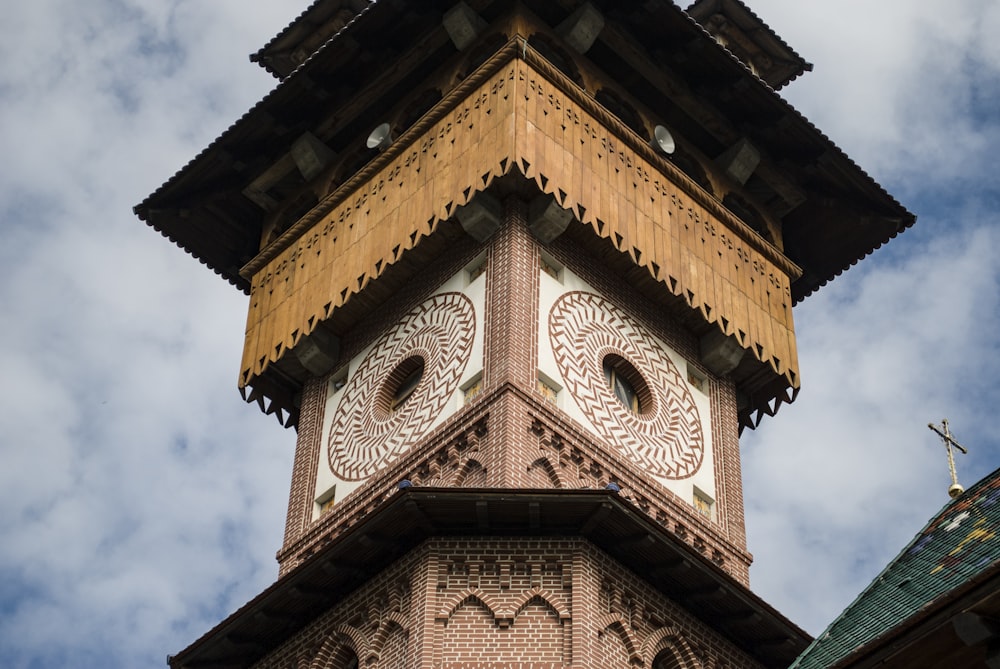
xmin=328 ymin=646 xmax=359 ymax=669
xmin=652 ymin=647 xmax=684 ymax=669
xmin=528 ymin=33 xmax=584 ymax=86
xmin=603 ymin=354 xmax=652 ymax=415
xmin=378 ymin=356 xmax=425 ymax=414
xmin=723 ymin=192 xmax=772 ymax=243
xmin=670 ymin=149 xmax=714 ymax=196
xmin=397 ymin=88 xmax=443 ymax=133
xmin=459 ymin=33 xmax=507 ymax=79
xmin=595 ymin=88 xmax=649 ymax=141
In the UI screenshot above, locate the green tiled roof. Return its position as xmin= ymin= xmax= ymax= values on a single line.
xmin=790 ymin=467 xmax=1000 ymax=669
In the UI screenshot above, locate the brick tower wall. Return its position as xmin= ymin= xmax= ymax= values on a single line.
xmin=253 ymin=538 xmax=764 ymax=669
xmin=278 ymin=199 xmax=751 ymax=584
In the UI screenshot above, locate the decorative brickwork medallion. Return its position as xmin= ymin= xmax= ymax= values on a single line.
xmin=328 ymin=292 xmax=476 ymax=480
xmin=548 ymin=291 xmax=703 ymax=479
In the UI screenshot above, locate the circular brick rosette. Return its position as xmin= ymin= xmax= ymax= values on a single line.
xmin=328 ymin=292 xmax=476 ymax=481
xmin=548 ymin=291 xmax=704 ymax=479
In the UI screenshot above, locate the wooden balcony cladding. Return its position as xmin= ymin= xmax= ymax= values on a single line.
xmin=239 ymin=43 xmax=800 ymax=392
xmin=239 ymin=57 xmax=519 ymax=387
xmin=512 ymin=57 xmax=800 ymax=390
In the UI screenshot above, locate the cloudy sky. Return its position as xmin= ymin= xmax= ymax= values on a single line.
xmin=1 ymin=1 xmax=997 ymax=667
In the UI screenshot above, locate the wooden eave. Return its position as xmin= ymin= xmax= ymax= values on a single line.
xmin=134 ymin=1 xmax=455 ymax=294
xmin=235 ymin=41 xmax=809 ymax=436
xmin=135 ymin=0 xmax=913 ymax=305
xmin=593 ymin=2 xmax=914 ymax=302
xmin=686 ymin=0 xmax=813 ymax=90
xmin=167 ymin=489 xmax=811 ymax=669
xmin=251 ymin=0 xmax=373 ymax=80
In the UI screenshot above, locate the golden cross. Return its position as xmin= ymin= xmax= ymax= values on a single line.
xmin=928 ymin=419 xmax=968 ymax=498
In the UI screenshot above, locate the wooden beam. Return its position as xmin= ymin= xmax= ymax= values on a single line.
xmin=579 ymin=502 xmax=613 ymax=534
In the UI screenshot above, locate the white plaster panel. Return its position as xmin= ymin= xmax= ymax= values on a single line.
xmin=313 ymin=268 xmax=485 ymax=518
xmin=537 ymin=267 xmax=716 ymax=510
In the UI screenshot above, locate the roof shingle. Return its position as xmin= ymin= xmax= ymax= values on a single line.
xmin=790 ymin=468 xmax=1000 ymax=669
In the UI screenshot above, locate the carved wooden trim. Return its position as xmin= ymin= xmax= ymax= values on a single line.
xmin=238 ymin=59 xmax=517 ymax=387
xmin=515 ymin=56 xmax=798 ymax=388
xmin=240 ymin=39 xmax=801 ymax=398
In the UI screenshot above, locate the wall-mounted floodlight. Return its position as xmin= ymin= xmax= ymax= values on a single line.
xmin=652 ymin=125 xmax=676 ymax=155
xmin=366 ymin=122 xmax=393 ymax=151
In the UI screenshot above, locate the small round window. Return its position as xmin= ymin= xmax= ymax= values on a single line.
xmin=603 ymin=354 xmax=652 ymax=415
xmin=379 ymin=356 xmax=425 ymax=413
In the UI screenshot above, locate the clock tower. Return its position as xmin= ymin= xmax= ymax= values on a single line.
xmin=136 ymin=1 xmax=913 ymax=667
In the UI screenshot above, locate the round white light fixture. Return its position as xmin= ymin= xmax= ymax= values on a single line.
xmin=652 ymin=125 xmax=676 ymax=155
xmin=366 ymin=122 xmax=393 ymax=151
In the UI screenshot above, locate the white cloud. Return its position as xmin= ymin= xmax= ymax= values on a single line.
xmin=0 ymin=1 xmax=299 ymax=666
xmin=753 ymin=0 xmax=1000 ymax=184
xmin=743 ymin=214 xmax=1000 ymax=631
xmin=743 ymin=0 xmax=1000 ymax=635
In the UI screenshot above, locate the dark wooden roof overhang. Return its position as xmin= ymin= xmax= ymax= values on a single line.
xmin=686 ymin=0 xmax=812 ymax=90
xmin=167 ymin=488 xmax=810 ymax=669
xmin=135 ymin=0 xmax=913 ymax=304
xmin=135 ymin=0 xmax=458 ymax=293
xmin=251 ymin=0 xmax=372 ymax=79
xmin=584 ymin=1 xmax=914 ymax=303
